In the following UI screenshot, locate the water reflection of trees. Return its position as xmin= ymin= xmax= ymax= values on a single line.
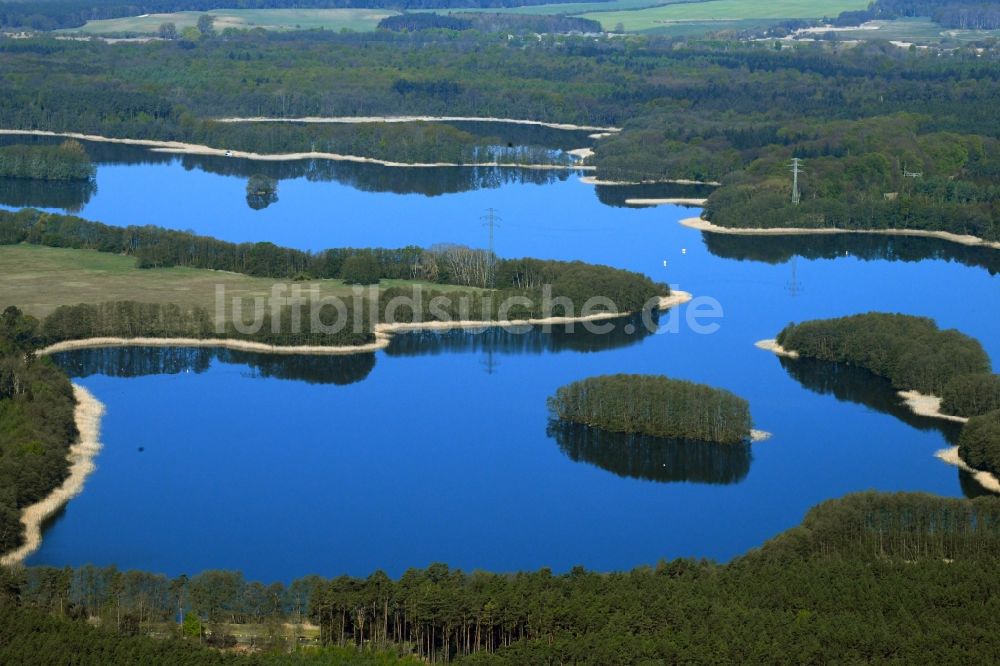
xmin=777 ymin=357 xmax=995 ymax=498
xmin=547 ymin=420 xmax=752 ymax=485
xmin=778 ymin=357 xmax=964 ymax=445
xmin=0 ymin=177 xmax=96 ymax=212
xmin=52 ymin=346 xmax=376 ymax=386
xmin=593 ymin=182 xmax=715 ymax=208
xmin=385 ymin=313 xmax=658 ymax=357
xmin=704 ymin=233 xmax=1000 ymax=275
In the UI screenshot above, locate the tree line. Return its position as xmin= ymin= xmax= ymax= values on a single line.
xmin=776 ymin=313 xmax=993 ymax=398
xmin=0 ymin=307 xmax=78 ymax=554
xmin=959 ymin=409 xmax=1000 ymax=478
xmin=3 ymin=492 xmax=1000 ymax=663
xmin=0 ymin=208 xmax=667 ymax=313
xmin=0 ymin=140 xmax=94 ymax=182
xmin=548 ymin=374 xmax=753 ymax=444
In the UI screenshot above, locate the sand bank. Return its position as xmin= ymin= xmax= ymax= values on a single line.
xmin=579 ymin=176 xmax=720 ymax=186
xmin=567 ymin=147 xmax=594 ymax=160
xmin=897 ymin=390 xmax=969 ymax=424
xmin=0 ymin=129 xmax=593 ymax=171
xmin=680 ymin=216 xmax=1000 ymax=251
xmin=626 ymin=198 xmax=707 ymax=207
xmin=38 ymin=292 xmax=693 ymax=358
xmin=215 ymin=116 xmax=622 ymax=133
xmin=38 ymin=335 xmax=394 ymax=356
xmin=754 ymin=339 xmax=799 ymax=359
xmin=0 ymin=385 xmax=105 ymax=565
xmin=750 ymin=429 xmax=772 ymax=442
xmin=935 ymin=447 xmax=1000 ymax=494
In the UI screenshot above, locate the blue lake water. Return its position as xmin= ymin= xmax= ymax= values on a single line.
xmin=10 ymin=142 xmax=999 ymax=582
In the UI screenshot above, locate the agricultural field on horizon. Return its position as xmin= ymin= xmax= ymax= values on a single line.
xmin=60 ymin=8 xmax=399 ymax=35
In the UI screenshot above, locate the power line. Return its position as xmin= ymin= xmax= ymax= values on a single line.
xmin=481 ymin=207 xmax=501 ymax=288
xmin=789 ymin=158 xmax=804 ymax=205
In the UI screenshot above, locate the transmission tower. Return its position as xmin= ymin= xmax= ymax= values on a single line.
xmin=789 ymin=158 xmax=804 ymax=205
xmin=786 ymin=256 xmax=803 ymax=298
xmin=481 ymin=208 xmax=501 ymax=288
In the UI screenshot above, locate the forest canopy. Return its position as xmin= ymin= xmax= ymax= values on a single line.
xmin=0 ymin=141 xmax=94 ymax=182
xmin=776 ymin=313 xmax=993 ymax=398
xmin=548 ymin=374 xmax=753 ymax=444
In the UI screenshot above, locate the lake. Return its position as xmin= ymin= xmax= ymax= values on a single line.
xmin=8 ymin=136 xmax=999 ymax=582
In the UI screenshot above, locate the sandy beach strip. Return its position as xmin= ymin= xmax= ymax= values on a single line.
xmin=215 ymin=116 xmax=622 ymax=133
xmin=0 ymin=129 xmax=594 ymax=171
xmin=897 ymin=390 xmax=970 ymax=424
xmin=37 ymin=292 xmax=693 ymax=358
xmin=626 ymin=198 xmax=707 ymax=207
xmin=680 ymin=216 xmax=1000 ymax=251
xmin=579 ymin=176 xmax=721 ymax=186
xmin=567 ymin=147 xmax=594 ymax=160
xmin=754 ymin=339 xmax=799 ymax=359
xmin=0 ymin=385 xmax=105 ymax=565
xmin=935 ymin=446 xmax=1000 ymax=494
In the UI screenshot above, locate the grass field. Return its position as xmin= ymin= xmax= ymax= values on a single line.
xmin=800 ymin=17 xmax=1000 ymax=44
xmin=0 ymin=244 xmax=461 ymax=321
xmin=448 ymin=0 xmax=701 ymax=17
xmin=578 ymin=0 xmax=869 ymax=32
xmin=62 ymin=9 xmax=398 ymax=35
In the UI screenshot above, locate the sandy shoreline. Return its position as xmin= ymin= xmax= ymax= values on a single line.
xmin=215 ymin=116 xmax=622 ymax=133
xmin=756 ymin=340 xmax=997 ymax=494
xmin=1 ymin=385 xmax=105 ymax=565
xmin=754 ymin=339 xmax=799 ymax=359
xmin=897 ymin=390 xmax=970 ymax=424
xmin=680 ymin=216 xmax=1000 ymax=251
xmin=579 ymin=176 xmax=720 ymax=186
xmin=935 ymin=447 xmax=1000 ymax=494
xmin=38 ymin=292 xmax=694 ymax=358
xmin=0 ymin=129 xmax=594 ymax=171
xmin=750 ymin=429 xmax=772 ymax=442
xmin=626 ymin=198 xmax=707 ymax=207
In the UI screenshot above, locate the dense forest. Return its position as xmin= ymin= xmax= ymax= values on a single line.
xmin=0 ymin=27 xmax=998 ymax=240
xmin=959 ymin=409 xmax=1000 ymax=477
xmin=548 ymin=374 xmax=753 ymax=444
xmin=776 ymin=313 xmax=994 ymax=399
xmin=0 ymin=307 xmax=78 ymax=554
xmin=3 ymin=492 xmax=1000 ymax=663
xmin=0 ymin=140 xmax=94 ymax=181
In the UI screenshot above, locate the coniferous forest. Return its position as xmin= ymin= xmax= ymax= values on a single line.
xmin=548 ymin=374 xmax=753 ymax=444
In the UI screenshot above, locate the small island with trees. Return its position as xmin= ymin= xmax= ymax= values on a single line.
xmin=548 ymin=374 xmax=755 ymax=445
xmin=764 ymin=312 xmax=1000 ymax=488
xmin=0 ymin=141 xmax=95 ymax=182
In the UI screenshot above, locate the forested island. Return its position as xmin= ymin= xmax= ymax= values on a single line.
xmin=773 ymin=313 xmax=1000 ymax=482
xmin=0 ymin=208 xmax=669 ymax=349
xmin=0 ymin=141 xmax=94 ymax=181
xmin=548 ymin=374 xmax=753 ymax=444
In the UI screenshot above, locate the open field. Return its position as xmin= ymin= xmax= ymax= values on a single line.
xmin=61 ymin=9 xmax=399 ymax=35
xmin=0 ymin=244 xmax=461 ymax=320
xmin=578 ymin=0 xmax=868 ymax=32
xmin=797 ymin=17 xmax=1000 ymax=44
xmin=447 ymin=0 xmax=702 ymax=17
